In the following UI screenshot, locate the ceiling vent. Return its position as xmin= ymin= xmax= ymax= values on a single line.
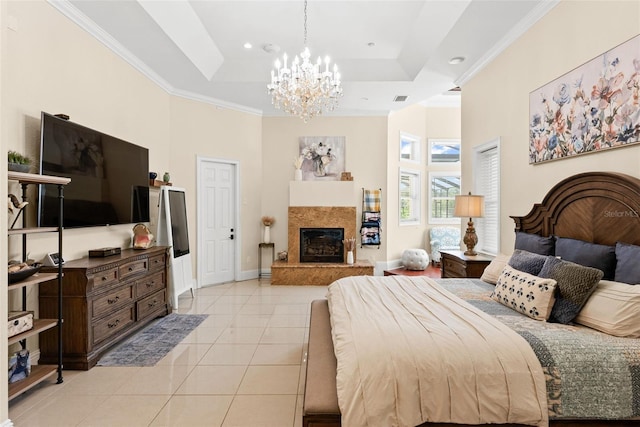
xmin=393 ymin=95 xmax=409 ymax=102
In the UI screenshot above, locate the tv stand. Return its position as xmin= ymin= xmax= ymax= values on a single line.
xmin=39 ymin=246 xmax=170 ymax=370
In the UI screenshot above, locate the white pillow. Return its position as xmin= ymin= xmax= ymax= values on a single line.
xmin=575 ymin=280 xmax=640 ymax=337
xmin=491 ymin=265 xmax=557 ymax=321
xmin=480 ymin=253 xmax=510 ymax=285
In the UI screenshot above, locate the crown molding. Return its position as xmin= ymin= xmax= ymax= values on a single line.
xmin=47 ymin=0 xmax=261 ymax=116
xmin=169 ymin=88 xmax=263 ymax=116
xmin=455 ymin=0 xmax=559 ymax=87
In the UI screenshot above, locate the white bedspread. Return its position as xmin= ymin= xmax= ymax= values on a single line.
xmin=326 ymin=275 xmax=548 ymax=427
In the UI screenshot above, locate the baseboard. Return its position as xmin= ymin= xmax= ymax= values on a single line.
xmin=238 ymin=269 xmax=259 ymax=281
xmin=0 ymin=418 xmax=14 ymax=427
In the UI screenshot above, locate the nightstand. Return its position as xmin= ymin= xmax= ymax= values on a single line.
xmin=440 ymin=250 xmax=494 ymax=278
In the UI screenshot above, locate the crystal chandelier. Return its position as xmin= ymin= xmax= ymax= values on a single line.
xmin=267 ymin=0 xmax=343 ymax=122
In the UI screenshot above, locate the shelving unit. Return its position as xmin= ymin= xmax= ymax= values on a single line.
xmin=7 ymin=171 xmax=70 ymax=400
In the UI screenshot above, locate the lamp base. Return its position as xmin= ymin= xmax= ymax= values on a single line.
xmin=463 ymin=218 xmax=479 ymax=256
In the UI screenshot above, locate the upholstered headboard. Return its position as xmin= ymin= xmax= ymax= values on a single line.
xmin=510 ymin=171 xmax=640 ymax=246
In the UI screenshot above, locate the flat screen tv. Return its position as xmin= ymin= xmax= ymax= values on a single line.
xmin=39 ymin=112 xmax=150 ymax=228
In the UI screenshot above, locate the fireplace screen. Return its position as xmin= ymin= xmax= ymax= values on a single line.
xmin=300 ymin=228 xmax=345 ymax=263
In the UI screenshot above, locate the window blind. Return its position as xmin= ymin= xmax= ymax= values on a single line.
xmin=475 ymin=144 xmax=499 ymax=254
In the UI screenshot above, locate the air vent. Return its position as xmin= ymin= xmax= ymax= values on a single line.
xmin=393 ymin=95 xmax=409 ymax=102
xmin=449 ymin=87 xmax=461 ymax=92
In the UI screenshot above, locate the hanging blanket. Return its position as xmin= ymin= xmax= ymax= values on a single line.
xmin=363 ymin=189 xmax=381 ymax=212
xmin=327 ymin=275 xmax=548 ymax=427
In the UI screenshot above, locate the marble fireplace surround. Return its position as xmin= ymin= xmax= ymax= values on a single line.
xmin=288 ymin=206 xmax=357 ymax=263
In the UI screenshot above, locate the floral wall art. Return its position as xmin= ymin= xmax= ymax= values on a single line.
xmin=529 ymin=34 xmax=640 ymax=164
xmin=299 ymin=136 xmax=346 ymax=181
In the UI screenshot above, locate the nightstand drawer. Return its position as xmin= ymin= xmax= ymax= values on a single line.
xmin=442 ymin=257 xmax=467 ymax=278
xmin=440 ymin=250 xmax=493 ymax=279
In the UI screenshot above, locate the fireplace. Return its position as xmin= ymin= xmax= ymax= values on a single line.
xmin=300 ymin=228 xmax=344 ymax=263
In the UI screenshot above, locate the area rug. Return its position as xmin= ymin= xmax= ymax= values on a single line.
xmin=97 ymin=313 xmax=208 ymax=367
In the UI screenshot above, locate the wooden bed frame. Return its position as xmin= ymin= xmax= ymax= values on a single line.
xmin=303 ymin=171 xmax=640 ymax=427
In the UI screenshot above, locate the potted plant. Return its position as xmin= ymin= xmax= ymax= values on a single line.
xmin=8 ymin=150 xmax=32 ymax=173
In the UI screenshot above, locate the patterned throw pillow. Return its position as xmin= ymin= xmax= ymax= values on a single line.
xmin=491 ymin=265 xmax=557 ymax=321
xmin=538 ymin=257 xmax=604 ymax=324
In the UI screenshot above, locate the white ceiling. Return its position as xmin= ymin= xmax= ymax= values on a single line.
xmin=53 ymin=0 xmax=558 ymax=117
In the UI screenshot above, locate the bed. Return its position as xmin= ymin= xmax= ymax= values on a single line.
xmin=303 ymin=171 xmax=640 ymax=427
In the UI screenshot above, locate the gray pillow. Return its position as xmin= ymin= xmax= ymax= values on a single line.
xmin=538 ymin=256 xmax=603 ymax=324
xmin=508 ymin=249 xmax=548 ymax=276
xmin=514 ymin=232 xmax=555 ymax=256
xmin=614 ymin=242 xmax=640 ymax=284
xmin=555 ymin=237 xmax=616 ymax=280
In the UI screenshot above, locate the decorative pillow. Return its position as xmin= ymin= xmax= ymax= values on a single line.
xmin=575 ymin=280 xmax=640 ymax=337
xmin=538 ymin=256 xmax=603 ymax=324
xmin=491 ymin=265 xmax=557 ymax=321
xmin=507 ymin=249 xmax=548 ymax=276
xmin=614 ymin=242 xmax=640 ymax=285
xmin=514 ymin=232 xmax=555 ymax=256
xmin=555 ymin=237 xmax=616 ymax=280
xmin=480 ymin=253 xmax=510 ymax=285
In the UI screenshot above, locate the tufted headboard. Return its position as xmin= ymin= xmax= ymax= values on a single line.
xmin=510 ymin=171 xmax=640 ymax=246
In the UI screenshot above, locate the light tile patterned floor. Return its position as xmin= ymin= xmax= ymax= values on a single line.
xmin=9 ymin=279 xmax=328 ymax=427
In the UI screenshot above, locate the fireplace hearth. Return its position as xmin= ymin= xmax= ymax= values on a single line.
xmin=300 ymin=228 xmax=344 ymax=263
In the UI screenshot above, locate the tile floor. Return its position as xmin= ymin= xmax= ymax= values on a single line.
xmin=9 ymin=279 xmax=329 ymax=427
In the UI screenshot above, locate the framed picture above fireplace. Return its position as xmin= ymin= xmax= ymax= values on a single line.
xmin=299 ymin=136 xmax=346 ymax=181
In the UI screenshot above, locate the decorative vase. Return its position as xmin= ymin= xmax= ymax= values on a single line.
xmin=8 ymin=163 xmax=29 ymax=173
xmin=313 ymin=158 xmax=326 ymax=177
xmin=346 ymin=250 xmax=354 ymax=265
xmin=163 ymin=172 xmax=170 ymax=183
xmin=263 ymin=225 xmax=271 ymax=244
xmin=294 ymin=168 xmax=303 ymax=181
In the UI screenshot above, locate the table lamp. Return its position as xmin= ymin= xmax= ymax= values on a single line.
xmin=454 ymin=192 xmax=485 ymax=256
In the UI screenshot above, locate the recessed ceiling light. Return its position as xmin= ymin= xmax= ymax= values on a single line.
xmin=361 ymin=97 xmax=369 ymax=101
xmin=367 ymin=42 xmax=375 ymax=47
xmin=243 ymin=42 xmax=252 ymax=49
xmin=262 ymin=43 xmax=280 ymax=54
xmin=448 ymin=56 xmax=465 ymax=65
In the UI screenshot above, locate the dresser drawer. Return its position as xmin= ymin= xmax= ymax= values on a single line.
xmin=92 ymin=284 xmax=135 ymax=320
xmin=92 ymin=305 xmax=135 ymax=346
xmin=443 ymin=257 xmax=467 ymax=278
xmin=148 ymin=253 xmax=165 ymax=272
xmin=119 ymin=259 xmax=148 ymax=281
xmin=88 ymin=267 xmax=119 ymax=291
xmin=137 ymin=290 xmax=166 ymax=320
xmin=136 ymin=271 xmax=165 ymax=299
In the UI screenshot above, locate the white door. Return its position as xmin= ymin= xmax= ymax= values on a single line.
xmin=198 ymin=159 xmax=237 ymax=285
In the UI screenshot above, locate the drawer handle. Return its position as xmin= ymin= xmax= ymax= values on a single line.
xmin=107 ymin=296 xmax=120 ymax=304
xmin=146 ymin=282 xmax=154 ymax=288
xmin=101 ymin=276 xmax=108 ymax=281
xmin=147 ymin=300 xmax=158 ymax=308
xmin=107 ymin=319 xmax=120 ymax=329
xmin=128 ymin=267 xmax=133 ymax=272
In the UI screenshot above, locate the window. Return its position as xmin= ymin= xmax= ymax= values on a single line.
xmin=428 ymin=139 xmax=461 ymax=164
xmin=473 ymin=139 xmax=500 ymax=254
xmin=429 ymin=172 xmax=461 ymax=224
xmin=399 ymin=169 xmax=421 ymax=225
xmin=399 ymin=132 xmax=421 ymax=163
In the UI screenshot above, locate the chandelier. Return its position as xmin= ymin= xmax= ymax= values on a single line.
xmin=267 ymin=0 xmax=343 ymax=122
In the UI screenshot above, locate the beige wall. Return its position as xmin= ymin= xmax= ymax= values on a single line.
xmin=261 ymin=116 xmax=388 ymax=265
xmin=462 ymin=0 xmax=640 ymax=254
xmin=387 ymin=104 xmax=461 ymax=261
xmin=168 ymin=97 xmax=263 ymax=275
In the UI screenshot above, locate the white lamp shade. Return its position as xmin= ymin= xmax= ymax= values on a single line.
xmin=454 ymin=194 xmax=485 ymax=218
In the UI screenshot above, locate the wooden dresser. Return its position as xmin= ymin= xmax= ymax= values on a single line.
xmin=39 ymin=247 xmax=170 ymax=370
xmin=440 ymin=250 xmax=494 ymax=279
